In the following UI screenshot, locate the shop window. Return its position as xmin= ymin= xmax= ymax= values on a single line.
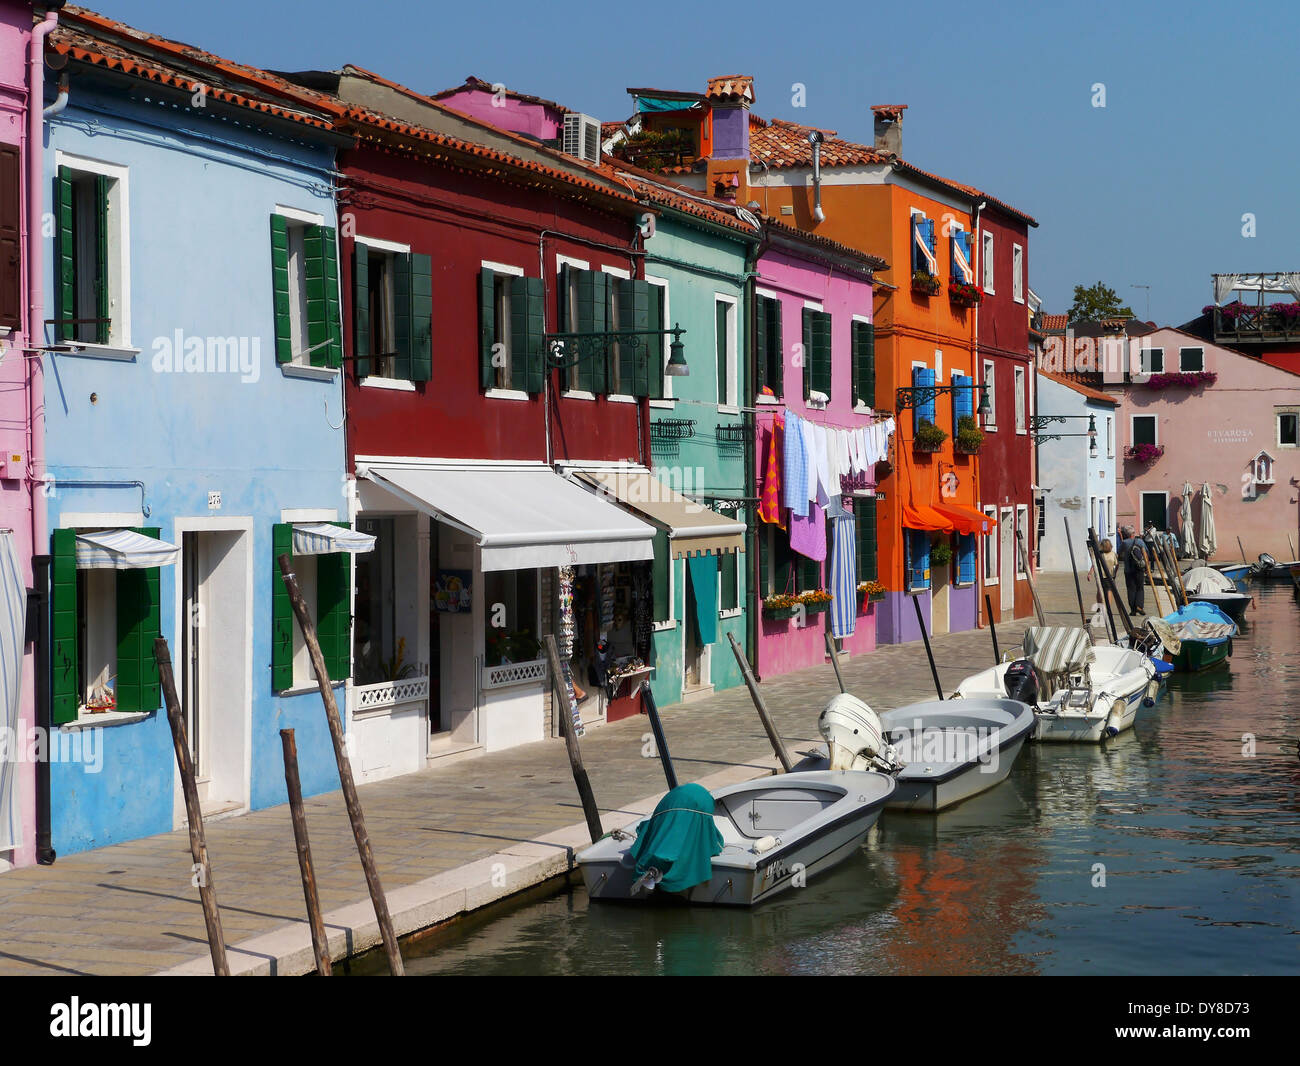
xmin=353 ymin=517 xmax=401 ymax=685
xmin=484 ymin=569 xmax=540 ymax=667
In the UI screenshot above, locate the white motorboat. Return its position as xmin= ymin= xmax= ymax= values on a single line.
xmin=1181 ymin=566 xmax=1252 ymax=621
xmin=954 ymin=626 xmax=1157 ymax=743
xmin=797 ymin=693 xmax=1036 ymax=812
xmin=578 ymin=771 xmax=895 ymax=907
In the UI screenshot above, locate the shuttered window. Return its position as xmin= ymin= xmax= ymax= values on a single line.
xmin=480 ymin=267 xmax=545 ymax=394
xmin=855 ymin=498 xmax=878 ymax=583
xmin=651 ymin=529 xmax=671 ymax=623
xmin=907 ymin=529 xmax=931 ymax=591
xmin=271 ymin=215 xmax=343 ymax=369
xmin=55 ymin=166 xmax=112 ymax=344
xmin=353 ymin=243 xmax=433 ymax=382
xmin=0 ymin=145 xmax=20 ymax=330
xmin=755 ymin=295 xmax=784 ymax=400
xmin=851 ymin=320 xmax=874 ymax=409
xmin=957 ymin=533 xmax=977 ymax=585
xmin=615 ymin=278 xmax=655 ymax=397
xmin=801 ymin=308 xmax=832 ymax=400
xmin=912 ymin=366 xmax=937 ymax=433
xmin=718 ymin=551 xmax=739 ymax=612
xmin=271 ymin=522 xmax=353 ymax=692
xmin=647 ymin=282 xmax=667 ymax=400
xmin=912 ymin=217 xmax=937 ymax=276
xmin=951 ymin=372 xmax=974 ymax=429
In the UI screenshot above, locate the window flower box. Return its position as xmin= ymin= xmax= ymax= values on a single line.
xmin=857 ymin=580 xmax=886 ymax=605
xmin=914 ymin=419 xmax=947 ymax=453
xmin=912 ymin=270 xmax=941 ymax=297
xmin=762 ymin=594 xmax=798 ymax=620
xmin=948 ymin=279 xmax=983 ymax=308
xmin=1143 ymin=371 xmax=1217 ymax=390
xmin=1124 ymin=443 xmax=1164 ymax=464
xmin=799 ymin=590 xmax=832 ymax=615
xmin=954 ymin=415 xmax=984 ymax=455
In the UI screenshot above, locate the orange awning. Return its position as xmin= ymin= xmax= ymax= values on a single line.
xmin=933 ymin=502 xmax=996 ymax=536
xmin=903 ymin=503 xmax=954 ymax=532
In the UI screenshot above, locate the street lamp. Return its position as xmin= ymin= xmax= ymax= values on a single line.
xmin=545 ymin=325 xmax=689 ymax=376
xmin=896 ymin=380 xmax=991 ymax=416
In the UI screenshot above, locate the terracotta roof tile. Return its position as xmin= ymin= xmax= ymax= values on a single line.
xmin=705 ymin=75 xmax=755 ymax=105
xmin=1039 ymin=369 xmax=1117 ymax=405
xmin=1040 ymin=313 xmax=1069 ymax=332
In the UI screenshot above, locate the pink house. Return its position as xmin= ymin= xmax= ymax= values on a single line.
xmin=1104 ymin=326 xmax=1300 ymax=561
xmin=433 ymin=75 xmax=570 ymax=144
xmin=753 ymin=222 xmax=887 ymax=679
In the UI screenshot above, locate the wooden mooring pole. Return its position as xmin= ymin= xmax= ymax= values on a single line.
xmin=638 ymin=682 xmax=678 ymax=791
xmin=1016 ymin=528 xmax=1047 ymax=626
xmin=277 ymin=555 xmax=404 ymax=977
xmin=824 ymin=629 xmax=846 ymax=695
xmin=280 ymin=728 xmax=332 ymax=976
xmin=984 ymin=593 xmax=1001 ymax=664
xmin=154 ymin=637 xmax=229 ymax=976
xmin=911 ymin=595 xmax=944 ymax=701
xmin=727 ymin=632 xmax=794 ymax=772
xmin=543 ymin=634 xmax=604 ymax=843
xmin=1063 ymin=518 xmax=1091 ymax=631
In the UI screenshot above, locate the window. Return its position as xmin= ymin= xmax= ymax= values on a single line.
xmin=1132 ymin=415 xmax=1158 ymax=447
xmin=1090 ymin=496 xmax=1099 ymax=537
xmin=480 ymin=263 xmax=544 ymax=395
xmin=855 ymin=498 xmax=878 ymax=583
xmin=51 ymin=528 xmax=162 ymax=725
xmin=718 ymin=551 xmax=740 ymax=616
xmin=982 ymin=360 xmax=997 ymax=429
xmin=1139 ymin=347 xmax=1164 ymax=374
xmin=1140 ymin=493 xmax=1167 ymax=532
xmin=715 ymin=295 xmax=738 ymax=408
xmin=760 ymin=526 xmax=818 ymax=596
xmin=483 ymin=568 xmax=539 ymax=667
xmin=1014 ymin=366 xmax=1026 ymax=433
xmin=1107 ymin=416 xmax=1114 ymax=458
xmin=271 ymin=524 xmax=352 ymax=691
xmin=982 ymin=506 xmax=998 ymax=583
xmin=54 ymin=159 xmax=129 ymax=347
xmin=911 ymin=213 xmax=937 ymax=277
xmin=354 ymin=238 xmax=433 ymax=383
xmin=1108 ymin=496 xmax=1116 ymax=542
xmin=352 ymin=517 xmax=395 ymax=685
xmin=906 ymin=529 xmax=930 ymax=591
xmin=1012 ymin=244 xmax=1024 ymax=303
xmin=851 ymin=319 xmax=875 ymax=409
xmin=755 ymin=294 xmax=784 ymax=400
xmin=555 ymin=263 xmax=659 ymax=398
xmin=949 ymin=227 xmax=973 ymax=284
xmin=646 ymin=277 xmax=670 ymax=401
xmin=0 ymin=144 xmax=18 ymax=330
xmin=1179 ymin=346 xmax=1204 ymax=373
xmin=981 ymin=230 xmax=995 ymax=293
xmin=802 ymin=306 xmax=832 ymax=401
xmin=1015 ymin=505 xmax=1029 ymax=577
xmin=271 ymin=211 xmax=342 ymax=369
xmin=1278 ymin=411 xmax=1299 ymax=448
xmin=956 ymin=533 xmax=977 ymax=586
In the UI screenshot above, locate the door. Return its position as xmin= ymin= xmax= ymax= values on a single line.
xmin=1000 ymin=508 xmax=1015 ymax=613
xmin=182 ymin=534 xmax=205 ymax=788
xmin=931 ymin=539 xmax=950 ymax=636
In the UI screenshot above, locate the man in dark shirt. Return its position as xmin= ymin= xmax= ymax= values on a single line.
xmin=1118 ymin=525 xmax=1148 ymax=615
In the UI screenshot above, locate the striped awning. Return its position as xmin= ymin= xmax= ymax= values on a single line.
xmin=75 ymin=529 xmax=180 ymax=570
xmin=572 ymin=469 xmax=745 ymax=559
xmin=292 ymin=523 xmax=376 ymax=556
xmin=1022 ymin=626 xmax=1093 ymax=676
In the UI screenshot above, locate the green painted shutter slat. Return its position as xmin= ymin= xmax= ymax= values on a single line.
xmin=759 ymin=528 xmax=769 ymax=596
xmin=55 ymin=167 xmax=75 ymax=343
xmin=316 ymin=524 xmax=351 ymax=683
xmin=479 ymin=268 xmax=496 ymax=388
xmin=772 ymin=299 xmax=784 ymax=400
xmin=652 ymin=529 xmax=670 ymax=623
xmin=754 ymin=296 xmax=768 ymax=394
xmin=392 ymin=252 xmax=412 ymax=381
xmin=802 ymin=308 xmax=812 ymax=400
xmin=648 ymin=283 xmax=665 ymax=400
xmin=800 ymin=554 xmax=820 ymax=593
xmin=115 ymin=527 xmax=161 ymax=714
xmin=719 ymin=552 xmax=738 ymax=612
xmin=410 ymin=252 xmax=433 ymax=383
xmin=353 ymin=242 xmax=370 ymax=379
xmin=94 ymin=174 xmax=110 ymax=345
xmin=619 ymin=279 xmax=652 ymax=397
xmin=525 ymin=276 xmax=546 ymax=395
xmin=270 ymin=215 xmax=292 ymax=364
xmin=815 ymin=311 xmax=833 ymax=399
xmin=303 ymin=225 xmax=342 ymax=368
xmin=856 ymin=498 xmax=878 ymax=583
xmin=51 ymin=528 xmax=79 ymax=725
xmin=860 ymin=322 xmax=876 ymax=408
xmin=271 ymin=523 xmax=293 ymax=692
xmin=573 ymin=270 xmax=607 ymax=394
xmin=716 ymin=300 xmax=728 ymax=404
xmin=511 ymin=276 xmax=546 ymax=395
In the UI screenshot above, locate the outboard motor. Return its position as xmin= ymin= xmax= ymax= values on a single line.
xmin=1003 ymin=658 xmax=1040 ymax=706
xmin=818 ymin=693 xmax=905 ymax=774
xmin=1251 ymin=552 xmax=1277 ymax=577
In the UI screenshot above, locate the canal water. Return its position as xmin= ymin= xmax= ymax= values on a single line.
xmin=371 ymin=584 xmax=1300 ymax=976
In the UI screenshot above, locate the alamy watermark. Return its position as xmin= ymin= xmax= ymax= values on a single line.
xmin=151 ymin=330 xmax=261 ymax=384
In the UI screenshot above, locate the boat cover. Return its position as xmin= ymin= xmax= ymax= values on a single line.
xmin=1163 ymin=602 xmax=1238 ymax=642
xmin=1145 ymin=617 xmax=1182 ymax=656
xmin=1181 ymin=566 xmax=1235 ymax=594
xmin=628 ymin=783 xmax=724 ymax=893
xmin=1022 ymin=627 xmax=1093 ymax=676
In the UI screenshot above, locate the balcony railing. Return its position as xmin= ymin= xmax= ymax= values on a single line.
xmin=1212 ymin=306 xmax=1300 ymax=342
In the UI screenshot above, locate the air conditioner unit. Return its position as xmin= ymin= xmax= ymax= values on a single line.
xmin=563 ymin=112 xmax=602 ymax=163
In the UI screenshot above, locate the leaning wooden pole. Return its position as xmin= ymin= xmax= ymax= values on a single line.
xmin=638 ymin=682 xmax=678 ymax=791
xmin=154 ymin=637 xmax=229 ymax=976
xmin=1062 ymin=518 xmax=1090 ymax=630
xmin=277 ymin=555 xmax=404 ymax=977
xmin=911 ymin=595 xmax=944 ymax=700
xmin=542 ymin=634 xmax=604 ymax=844
xmin=984 ymin=593 xmax=1001 ymax=664
xmin=1236 ymin=535 xmax=1248 ymax=566
xmin=727 ymin=631 xmax=795 ymax=772
xmin=280 ymin=728 xmax=332 ymax=976
xmin=1088 ymin=527 xmax=1135 ymax=642
xmin=824 ymin=629 xmax=846 ymax=695
xmin=1015 ymin=528 xmax=1047 ymax=626
xmin=1158 ymin=538 xmax=1188 ymax=608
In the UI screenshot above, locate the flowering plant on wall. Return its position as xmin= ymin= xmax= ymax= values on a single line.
xmin=948 ymin=279 xmax=983 ymax=307
xmin=1126 ymin=442 xmax=1164 ymax=464
xmin=912 ymin=269 xmax=941 ymax=296
xmin=1205 ymin=300 xmax=1250 ymax=323
xmin=1144 ymin=371 xmax=1217 ymax=389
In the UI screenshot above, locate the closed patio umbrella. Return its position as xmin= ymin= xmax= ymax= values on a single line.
xmin=1179 ymin=482 xmax=1196 ymax=558
xmin=1198 ymin=482 xmax=1217 ymax=559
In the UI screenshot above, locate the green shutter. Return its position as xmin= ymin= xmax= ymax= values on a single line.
xmin=573 ymin=270 xmax=608 ymax=394
xmin=755 ymin=297 xmax=769 ymax=395
xmin=316 ymin=524 xmax=351 ymax=683
xmin=618 ymin=279 xmax=652 ymax=397
xmin=856 ymin=498 xmax=878 ymax=583
xmin=800 ymin=554 xmax=821 ymax=593
xmin=55 ymin=167 xmax=75 ymax=343
xmin=271 ymin=522 xmax=293 ymax=692
xmin=648 ymin=282 xmax=665 ymax=400
xmin=802 ymin=308 xmax=812 ymax=400
xmin=853 ymin=321 xmax=876 ymax=409
xmin=719 ymin=552 xmax=738 ymax=612
xmin=115 ymin=527 xmax=161 ymax=714
xmin=94 ymin=174 xmax=110 ymax=345
xmin=392 ymin=252 xmax=412 ymax=381
xmin=815 ymin=311 xmax=833 ymax=399
xmin=770 ymin=298 xmax=784 ymax=400
xmin=652 ymin=529 xmax=670 ymax=623
xmin=51 ymin=528 xmax=79 ymax=725
xmin=270 ymin=215 xmax=292 ymax=364
xmin=303 ymin=225 xmax=343 ymax=368
xmin=511 ymin=276 xmax=546 ymax=395
xmin=479 ymin=268 xmax=496 ymax=388
xmin=353 ymin=242 xmax=370 ymax=379
xmin=759 ymin=527 xmax=769 ymax=596
xmin=409 ymin=253 xmax=433 ymax=383
xmin=716 ymin=300 xmax=728 ymax=404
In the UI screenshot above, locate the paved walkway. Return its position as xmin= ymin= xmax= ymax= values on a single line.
xmin=0 ymin=575 xmax=1086 ymax=975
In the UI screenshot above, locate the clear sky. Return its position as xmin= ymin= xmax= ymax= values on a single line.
xmin=83 ymin=0 xmax=1298 ymax=324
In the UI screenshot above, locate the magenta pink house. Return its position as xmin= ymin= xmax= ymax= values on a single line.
xmin=753 ymin=223 xmax=886 ymax=679
xmin=1103 ymin=326 xmax=1300 ymax=561
xmin=433 ymin=75 xmax=570 ymax=144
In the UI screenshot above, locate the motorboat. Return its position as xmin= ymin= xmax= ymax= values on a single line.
xmin=1210 ymin=561 xmax=1253 ymax=593
xmin=796 ymin=693 xmax=1035 ymax=812
xmin=1180 ymin=566 xmax=1252 ymax=621
xmin=954 ymin=626 xmax=1158 ymax=743
xmin=578 ymin=772 xmax=895 ymax=906
xmin=1158 ymin=602 xmax=1238 ymax=671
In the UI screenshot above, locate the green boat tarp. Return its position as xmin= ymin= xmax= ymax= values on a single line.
xmin=628 ymin=783 xmax=724 ymax=892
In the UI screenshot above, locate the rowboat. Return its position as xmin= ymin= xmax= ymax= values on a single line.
xmin=1180 ymin=566 xmax=1252 ymax=621
xmin=954 ymin=626 xmax=1158 ymax=743
xmin=1157 ymin=602 xmax=1238 ymax=672
xmin=578 ymin=772 xmax=895 ymax=906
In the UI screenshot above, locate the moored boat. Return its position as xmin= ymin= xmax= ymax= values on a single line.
xmin=1181 ymin=566 xmax=1252 ymax=621
xmin=1159 ymin=601 xmax=1238 ymax=672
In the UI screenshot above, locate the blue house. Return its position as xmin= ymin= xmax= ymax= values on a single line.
xmin=38 ymin=10 xmax=356 ymax=854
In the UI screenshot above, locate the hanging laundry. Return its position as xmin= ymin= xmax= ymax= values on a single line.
xmin=829 ymin=513 xmax=858 ymax=639
xmin=760 ymin=414 xmax=787 ymax=529
xmin=801 ymin=417 xmax=824 ymax=508
xmin=783 ymin=409 xmax=808 ymax=517
xmin=838 ymin=428 xmax=851 ymax=481
xmin=790 ymin=503 xmax=827 ymax=562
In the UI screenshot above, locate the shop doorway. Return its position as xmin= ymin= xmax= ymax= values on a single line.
xmin=684 ymin=575 xmax=704 ymax=690
xmin=931 ymin=542 xmax=950 ymax=636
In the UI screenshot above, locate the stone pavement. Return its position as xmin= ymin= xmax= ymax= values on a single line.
xmin=0 ymin=575 xmax=1085 ymax=976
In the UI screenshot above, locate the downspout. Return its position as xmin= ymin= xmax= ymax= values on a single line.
xmin=972 ymin=200 xmax=985 ymax=624
xmin=808 ymin=131 xmax=825 ymax=223
xmin=745 ymin=230 xmax=769 ymax=674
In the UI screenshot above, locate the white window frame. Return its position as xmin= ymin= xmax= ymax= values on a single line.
xmin=718 ymin=550 xmax=742 ymax=620
xmin=716 ymin=293 xmax=739 ymax=413
xmin=555 ymin=255 xmax=593 ymax=400
xmin=54 ymin=152 xmax=135 ymax=354
xmin=1131 ymin=413 xmax=1158 ymax=448
xmin=1012 ymin=243 xmax=1024 ymax=303
xmin=355 ymin=234 xmax=412 ymax=385
xmin=653 ymin=550 xmax=676 ymax=632
xmin=602 ymin=264 xmax=634 ymax=401
xmin=483 ymin=259 xmax=528 ymax=401
xmin=982 ymin=360 xmax=997 ymax=431
xmin=1277 ymin=409 xmax=1299 ymax=449
xmin=981 ymin=230 xmax=995 ymax=293
xmin=647 ymin=274 xmax=674 ymax=406
xmin=1015 ymin=505 xmax=1029 ymax=577
xmin=982 ymin=506 xmax=998 ymax=584
xmin=1178 ymin=346 xmax=1205 ymax=373
xmin=1139 ymin=347 xmax=1165 ymax=375
xmin=1014 ymin=366 xmax=1026 ymax=434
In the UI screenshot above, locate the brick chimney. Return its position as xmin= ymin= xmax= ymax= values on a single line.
xmin=871 ymin=104 xmax=907 ymax=155
xmin=705 ymin=75 xmax=754 ymax=203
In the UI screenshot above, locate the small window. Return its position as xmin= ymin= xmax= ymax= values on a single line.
xmin=493 ymin=274 xmax=514 ymax=389
xmin=1279 ymin=412 xmax=1299 ymax=447
xmin=982 ymin=360 xmax=997 ymax=429
xmin=78 ymin=568 xmax=117 ymax=708
xmin=1133 ymin=415 xmax=1157 ymax=446
xmin=1014 ymin=366 xmax=1026 ymax=433
xmin=652 ymin=530 xmax=672 ymax=625
xmin=1106 ymin=416 xmax=1114 ymax=457
xmin=1140 ymin=347 xmax=1164 ymax=374
xmin=365 ymin=249 xmax=397 ymax=378
xmin=1012 ymin=244 xmax=1024 ymax=303
xmin=55 ymin=163 xmax=127 ymax=346
xmin=982 ymin=507 xmax=998 ymax=583
xmin=291 ymin=554 xmax=321 ymax=685
xmin=716 ymin=296 xmax=737 ymax=407
xmin=1179 ymin=347 xmax=1204 ymax=372
xmin=718 ymin=551 xmax=740 ymax=615
xmin=756 ymin=294 xmax=784 ymax=400
xmin=982 ymin=231 xmax=995 ymax=293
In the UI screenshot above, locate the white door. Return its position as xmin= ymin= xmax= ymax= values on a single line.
xmin=1000 ymin=508 xmax=1015 ymax=613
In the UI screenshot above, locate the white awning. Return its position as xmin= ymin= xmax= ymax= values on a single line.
xmin=75 ymin=529 xmax=180 ymax=570
xmin=293 ymin=523 xmax=376 ymax=556
xmin=361 ymin=463 xmax=656 ymax=571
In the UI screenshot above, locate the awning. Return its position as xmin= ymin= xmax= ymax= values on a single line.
xmin=902 ymin=503 xmax=953 ymax=532
xmin=75 ymin=529 xmax=180 ymax=570
xmin=572 ymin=469 xmax=745 ymax=559
xmin=293 ymin=523 xmax=376 ymax=556
xmin=361 ymin=464 xmax=655 ymax=572
xmin=932 ymin=502 xmax=996 ymax=536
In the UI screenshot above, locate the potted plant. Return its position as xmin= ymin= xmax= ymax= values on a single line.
xmin=874 ymin=458 xmax=893 ymax=479
xmin=857 ymin=579 xmax=886 ymax=605
xmin=799 ymin=589 xmax=832 ymax=615
xmin=914 ymin=419 xmax=948 ymax=453
xmin=1125 ymin=442 xmax=1164 ymax=464
xmin=1144 ymin=371 xmax=1217 ymax=389
xmin=930 ymin=539 xmax=953 ymax=568
xmin=955 ymin=415 xmax=984 ymax=455
xmin=762 ymin=593 xmax=798 ymax=620
xmin=912 ymin=269 xmax=941 ymax=297
xmin=948 ymin=278 xmax=983 ymax=308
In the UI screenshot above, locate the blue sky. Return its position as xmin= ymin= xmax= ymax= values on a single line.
xmin=89 ymin=0 xmax=1297 ymax=323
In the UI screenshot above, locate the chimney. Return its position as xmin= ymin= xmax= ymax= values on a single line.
xmin=871 ymin=104 xmax=907 ymax=155
xmin=705 ymin=75 xmax=754 ymax=203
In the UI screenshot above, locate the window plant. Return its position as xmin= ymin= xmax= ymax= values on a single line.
xmin=1126 ymin=442 xmax=1164 ymax=464
xmin=930 ymin=539 xmax=953 ymax=567
xmin=1144 ymin=371 xmax=1216 ymax=389
xmin=949 ymin=278 xmax=983 ymax=307
xmin=912 ymin=269 xmax=941 ymax=296
xmin=914 ymin=419 xmax=948 ymax=451
xmin=857 ymin=579 xmax=886 ymax=604
xmin=799 ymin=589 xmax=832 ymax=614
xmin=762 ymin=593 xmax=798 ymax=619
xmin=955 ymin=415 xmax=984 ymax=454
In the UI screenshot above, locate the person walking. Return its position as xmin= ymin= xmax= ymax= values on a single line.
xmin=1118 ymin=525 xmax=1148 ymax=615
xmin=1086 ymin=537 xmax=1118 ymax=606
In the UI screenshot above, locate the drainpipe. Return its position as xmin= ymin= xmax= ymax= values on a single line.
xmin=808 ymin=131 xmax=825 ymax=223
xmin=745 ymin=230 xmax=768 ymax=674
xmin=971 ymin=200 xmax=985 ymax=624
